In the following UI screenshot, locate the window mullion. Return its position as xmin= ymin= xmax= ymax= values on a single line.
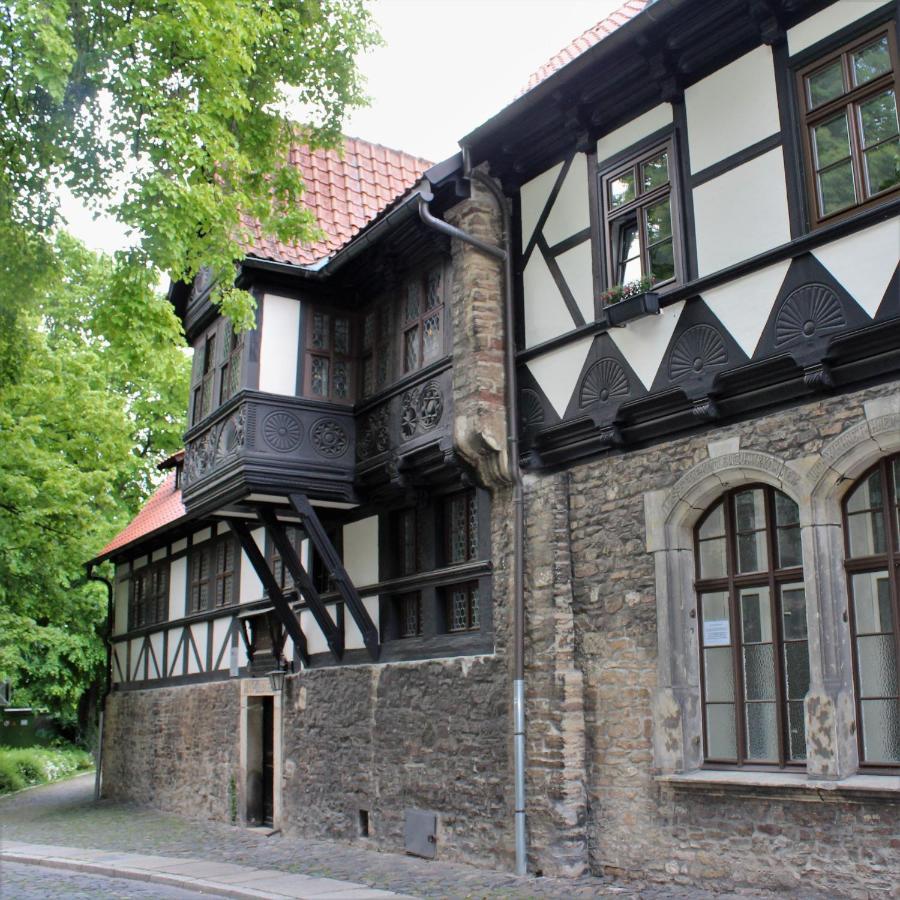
xmin=724 ymin=489 xmax=747 ymax=765
xmin=764 ymin=487 xmax=789 ymax=767
xmin=883 ymin=460 xmax=900 ymax=732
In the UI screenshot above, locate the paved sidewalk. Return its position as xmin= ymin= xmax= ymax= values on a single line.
xmin=1 ymin=840 xmax=411 ymax=899
xmin=0 ymin=774 xmax=809 ymax=898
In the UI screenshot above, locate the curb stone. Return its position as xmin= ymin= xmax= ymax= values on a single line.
xmin=0 ymin=846 xmax=413 ymax=900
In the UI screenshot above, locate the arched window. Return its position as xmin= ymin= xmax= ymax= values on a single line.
xmin=694 ymin=486 xmax=809 ymax=767
xmin=842 ymin=455 xmax=900 ymax=767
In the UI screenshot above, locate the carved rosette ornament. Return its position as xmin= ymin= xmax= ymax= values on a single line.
xmin=311 ymin=419 xmax=349 ymax=458
xmin=418 ymin=382 xmax=444 ymax=429
xmin=579 ymin=358 xmax=629 ymax=407
xmin=262 ymin=410 xmax=303 ymax=452
xmin=668 ymin=324 xmax=728 ymax=381
xmin=775 ymin=283 xmax=845 ymax=346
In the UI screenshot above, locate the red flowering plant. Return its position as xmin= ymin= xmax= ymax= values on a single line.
xmin=600 ymin=275 xmax=657 ymax=307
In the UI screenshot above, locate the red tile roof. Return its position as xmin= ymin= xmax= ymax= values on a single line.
xmin=242 ymin=137 xmax=432 ymax=266
xmin=519 ymin=0 xmax=651 ymax=96
xmin=94 ymin=472 xmax=186 ymax=562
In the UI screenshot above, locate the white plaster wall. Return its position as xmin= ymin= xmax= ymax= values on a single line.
xmin=149 ymin=631 xmax=165 ymax=679
xmin=111 ymin=645 xmax=125 ymax=684
xmin=523 ymin=250 xmax=572 ymax=348
xmin=556 ymin=240 xmax=595 ymax=324
xmin=345 ymin=596 xmax=380 ymax=650
xmin=343 ymin=516 xmax=378 ymax=586
xmin=212 ymin=617 xmax=232 ymax=670
xmin=525 ymin=336 xmax=594 ymax=417
xmin=701 ymin=261 xmax=792 ymax=358
xmin=812 ymin=218 xmax=900 ymax=317
xmin=787 ymin=0 xmax=894 ymax=55
xmin=192 ymin=527 xmax=212 ymax=545
xmin=259 ymin=294 xmax=300 ymax=395
xmin=608 ymin=301 xmax=686 ymax=390
xmin=300 ymin=610 xmax=330 ymax=655
xmin=239 ymin=527 xmax=266 ymax=604
xmin=171 ymin=537 xmax=187 ymax=554
xmin=113 ymin=577 xmax=129 ymax=636
xmin=130 ymin=638 xmax=143 ymax=680
xmin=520 ymin=162 xmax=563 ymax=248
xmin=543 ymin=153 xmax=590 ymax=247
xmin=188 ymin=624 xmax=206 ymax=674
xmin=151 ymin=547 xmax=167 ymax=562
xmin=686 ymin=45 xmax=781 ymax=173
xmin=596 ymin=103 xmax=673 ymax=164
xmin=693 ymin=149 xmax=792 ymax=276
xmin=169 ymin=557 xmax=187 ymax=620
xmin=165 ymin=627 xmax=180 ymax=677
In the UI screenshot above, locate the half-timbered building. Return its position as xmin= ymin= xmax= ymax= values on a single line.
xmin=90 ymin=0 xmax=899 ymax=891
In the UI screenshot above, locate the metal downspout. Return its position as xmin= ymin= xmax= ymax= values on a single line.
xmin=417 ymin=173 xmax=527 ymax=876
xmin=86 ymin=565 xmax=114 ymax=802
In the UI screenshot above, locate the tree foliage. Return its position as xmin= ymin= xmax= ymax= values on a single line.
xmin=0 ymin=233 xmax=189 ymax=716
xmin=0 ymin=0 xmax=379 ymax=346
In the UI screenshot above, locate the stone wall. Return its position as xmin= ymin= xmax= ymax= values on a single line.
xmin=521 ymin=380 xmax=900 ymax=893
xmin=102 ymin=680 xmax=241 ymax=821
xmin=279 ymin=654 xmax=513 ymax=869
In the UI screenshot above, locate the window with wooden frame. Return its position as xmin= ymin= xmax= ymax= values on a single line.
xmin=219 ymin=319 xmax=243 ymax=404
xmin=694 ymin=486 xmax=810 ymax=767
xmin=311 ymin=523 xmax=342 ymax=595
xmin=842 ymin=455 xmax=900 ymax=768
xmin=266 ymin=525 xmax=304 ymax=595
xmin=444 ymin=490 xmax=479 ymax=566
xmin=305 ymin=308 xmax=355 ymax=403
xmin=188 ymin=534 xmax=239 ymax=613
xmin=361 ymin=303 xmax=393 ymax=398
xmin=599 ymin=139 xmax=680 ymax=296
xmin=392 ymin=508 xmax=421 ymax=638
xmin=191 ymin=331 xmax=217 ymax=425
xmin=130 ymin=560 xmax=169 ymax=630
xmin=798 ymin=26 xmax=900 ymax=226
xmin=402 ymin=266 xmax=444 ymax=374
xmin=447 ymin=582 xmax=480 ymax=633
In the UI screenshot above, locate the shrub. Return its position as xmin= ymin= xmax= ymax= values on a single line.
xmin=0 ymin=745 xmax=93 ymax=795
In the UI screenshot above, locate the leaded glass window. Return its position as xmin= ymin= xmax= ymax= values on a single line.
xmin=446 ymin=491 xmax=479 ymax=565
xmin=399 ymin=592 xmax=422 ymax=638
xmin=305 ymin=308 xmax=354 ymax=403
xmin=695 ymin=486 xmax=810 ymax=767
xmin=799 ymin=27 xmax=900 ymax=225
xmin=448 ymin=583 xmax=479 ymax=632
xmin=220 ymin=321 xmax=243 ymax=404
xmin=843 ymin=456 xmax=900 ymax=767
xmin=402 ymin=267 xmax=444 ymax=374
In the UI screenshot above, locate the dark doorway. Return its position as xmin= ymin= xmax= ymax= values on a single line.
xmin=261 ymin=696 xmax=274 ymax=827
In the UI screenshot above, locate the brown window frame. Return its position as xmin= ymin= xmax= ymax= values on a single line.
xmin=694 ymin=485 xmax=809 ymax=769
xmin=598 ymin=137 xmax=682 ymax=297
xmin=188 ymin=533 xmax=240 ymax=614
xmin=130 ymin=560 xmax=169 ymax=630
xmin=401 ymin=266 xmax=445 ymax=375
xmin=797 ymin=25 xmax=900 ymax=229
xmin=191 ymin=330 xmax=218 ymax=425
xmin=841 ymin=454 xmax=900 ymax=771
xmin=304 ymin=307 xmax=356 ymax=404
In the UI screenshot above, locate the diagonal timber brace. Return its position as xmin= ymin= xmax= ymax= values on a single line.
xmin=256 ymin=506 xmax=344 ymax=661
xmin=289 ymin=493 xmax=380 ymax=660
xmin=227 ymin=520 xmax=310 ymax=667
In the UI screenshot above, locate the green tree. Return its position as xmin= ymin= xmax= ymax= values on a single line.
xmin=0 ymin=0 xmax=378 ymax=359
xmin=0 ymin=233 xmax=190 ymax=717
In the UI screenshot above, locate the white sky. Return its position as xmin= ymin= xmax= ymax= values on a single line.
xmin=59 ymin=0 xmax=625 ymax=254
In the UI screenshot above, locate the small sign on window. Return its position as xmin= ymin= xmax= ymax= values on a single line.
xmin=703 ymin=620 xmax=730 ymax=646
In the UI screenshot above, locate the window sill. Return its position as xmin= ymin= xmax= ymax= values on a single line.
xmin=656 ymin=770 xmax=900 ymax=801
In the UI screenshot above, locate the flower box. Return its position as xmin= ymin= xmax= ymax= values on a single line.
xmin=605 ymin=290 xmax=660 ymax=326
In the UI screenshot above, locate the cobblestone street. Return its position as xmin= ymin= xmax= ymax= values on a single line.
xmin=0 ymin=775 xmax=823 ymax=899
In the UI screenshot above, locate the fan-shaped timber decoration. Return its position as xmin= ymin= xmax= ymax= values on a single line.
xmin=774 ymin=283 xmax=845 ymax=346
xmin=668 ymin=324 xmax=728 ymax=381
xmin=519 ymin=389 xmax=545 ymax=430
xmin=579 ymin=358 xmax=629 ymax=407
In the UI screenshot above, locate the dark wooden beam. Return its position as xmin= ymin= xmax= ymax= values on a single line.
xmin=226 ymin=519 xmax=310 ymax=667
xmin=288 ymin=493 xmax=380 ymax=661
xmin=255 ymin=506 xmax=344 ymax=661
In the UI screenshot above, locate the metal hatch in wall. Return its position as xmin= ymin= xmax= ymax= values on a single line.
xmin=404 ymin=809 xmax=437 ymax=859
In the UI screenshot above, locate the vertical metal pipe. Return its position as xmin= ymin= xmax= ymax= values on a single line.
xmin=417 ymin=166 xmax=527 ymax=875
